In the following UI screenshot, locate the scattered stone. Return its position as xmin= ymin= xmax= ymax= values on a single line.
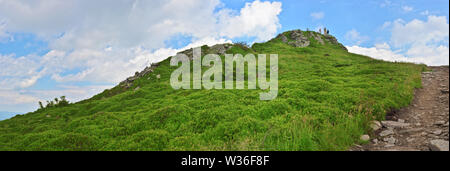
xmin=384 ymin=144 xmax=395 ymax=148
xmin=379 ymin=129 xmax=395 ymax=137
xmin=429 ymin=140 xmax=449 ymax=151
xmin=383 ymin=137 xmax=397 ymax=144
xmin=372 ymin=139 xmax=378 ymax=144
xmin=427 ymin=134 xmax=439 ymax=139
xmin=156 ymin=74 xmax=161 ymax=79
xmin=381 ymin=121 xmax=411 ymax=129
xmin=434 ymin=121 xmax=446 ymax=126
xmin=406 ymin=138 xmax=415 ymax=143
xmin=360 ymin=135 xmax=370 ymax=141
xmin=432 ymin=130 xmax=443 ymax=135
xmin=370 ymin=121 xmax=382 ymax=131
xmin=398 ymin=128 xmax=423 ymax=134
xmin=398 ymin=119 xmax=405 ymax=123
xmin=134 ymin=86 xmax=140 ymax=91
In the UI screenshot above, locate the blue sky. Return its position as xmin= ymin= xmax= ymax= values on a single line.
xmin=0 ymin=0 xmax=449 ymax=116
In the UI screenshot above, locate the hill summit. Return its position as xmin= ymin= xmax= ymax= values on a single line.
xmin=0 ymin=29 xmax=425 ymax=151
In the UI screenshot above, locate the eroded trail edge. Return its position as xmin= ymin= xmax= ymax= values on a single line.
xmin=353 ymin=66 xmax=449 ymax=151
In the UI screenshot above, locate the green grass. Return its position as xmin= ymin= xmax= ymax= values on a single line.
xmin=0 ymin=31 xmax=426 ymax=151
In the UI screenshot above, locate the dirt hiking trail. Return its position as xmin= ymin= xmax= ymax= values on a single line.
xmin=352 ymin=66 xmax=449 ymax=151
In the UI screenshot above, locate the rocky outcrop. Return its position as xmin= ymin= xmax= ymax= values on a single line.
xmin=120 ymin=63 xmax=159 ymax=88
xmin=210 ymin=44 xmax=234 ymax=55
xmin=276 ymin=29 xmax=347 ymax=51
xmin=177 ymin=43 xmax=233 ymax=59
xmin=286 ymin=30 xmax=310 ymax=47
xmin=119 ymin=43 xmax=234 ymax=89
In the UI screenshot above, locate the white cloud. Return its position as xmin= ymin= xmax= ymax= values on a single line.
xmin=0 ymin=0 xmax=282 ymax=85
xmin=345 ymin=29 xmax=370 ymax=45
xmin=219 ymin=0 xmax=282 ymax=41
xmin=0 ymin=90 xmax=40 ymax=105
xmin=402 ymin=6 xmax=413 ymax=12
xmin=348 ymin=15 xmax=449 ymax=66
xmin=310 ymin=12 xmax=325 ymax=20
xmin=0 ymin=0 xmax=282 ymax=112
xmin=390 ymin=15 xmax=449 ymax=48
xmin=0 ymin=19 xmax=10 ymax=42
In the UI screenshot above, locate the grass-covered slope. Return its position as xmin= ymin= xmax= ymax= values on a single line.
xmin=0 ymin=30 xmax=426 ymax=151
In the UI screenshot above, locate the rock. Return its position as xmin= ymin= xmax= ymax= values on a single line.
xmin=398 ymin=128 xmax=423 ymax=134
xmin=120 ymin=63 xmax=160 ymax=89
xmin=210 ymin=44 xmax=233 ymax=55
xmin=384 ymin=144 xmax=395 ymax=148
xmin=434 ymin=121 xmax=446 ymax=126
xmin=372 ymin=139 xmax=378 ymax=144
xmin=156 ymin=74 xmax=161 ymax=79
xmin=379 ymin=129 xmax=395 ymax=137
xmin=432 ymin=130 xmax=443 ymax=135
xmin=383 ymin=137 xmax=397 ymax=144
xmin=429 ymin=140 xmax=449 ymax=151
xmin=370 ymin=121 xmax=382 ymax=131
xmin=360 ymin=134 xmax=370 ymax=141
xmin=277 ymin=34 xmax=288 ymax=43
xmin=311 ymin=32 xmax=325 ymax=45
xmin=381 ymin=121 xmax=410 ymax=129
xmin=288 ymin=31 xmax=310 ymax=47
xmin=397 ymin=119 xmax=405 ymax=123
xmin=134 ymin=86 xmax=140 ymax=91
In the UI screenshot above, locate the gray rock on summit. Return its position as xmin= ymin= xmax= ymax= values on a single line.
xmin=276 ymin=29 xmax=347 ymax=51
xmin=287 ymin=30 xmax=310 ymax=47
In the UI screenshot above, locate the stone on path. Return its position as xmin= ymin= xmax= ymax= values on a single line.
xmin=379 ymin=129 xmax=394 ymax=137
xmin=381 ymin=121 xmax=410 ymax=129
xmin=370 ymin=121 xmax=382 ymax=131
xmin=360 ymin=135 xmax=370 ymax=141
xmin=429 ymin=140 xmax=449 ymax=151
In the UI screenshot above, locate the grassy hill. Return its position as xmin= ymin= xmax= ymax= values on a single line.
xmin=0 ymin=30 xmax=426 ymax=151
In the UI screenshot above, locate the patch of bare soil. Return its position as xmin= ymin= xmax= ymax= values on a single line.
xmin=352 ymin=66 xmax=449 ymax=151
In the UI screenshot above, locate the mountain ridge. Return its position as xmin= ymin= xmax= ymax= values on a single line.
xmin=0 ymin=29 xmax=426 ymax=151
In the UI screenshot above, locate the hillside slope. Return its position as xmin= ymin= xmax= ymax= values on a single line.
xmin=0 ymin=30 xmax=426 ymax=151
